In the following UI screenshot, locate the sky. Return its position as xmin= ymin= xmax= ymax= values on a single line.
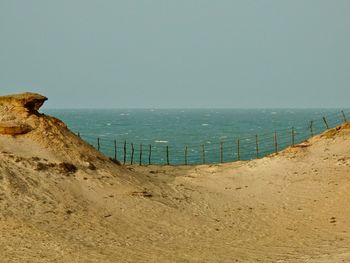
xmin=0 ymin=0 xmax=349 ymax=109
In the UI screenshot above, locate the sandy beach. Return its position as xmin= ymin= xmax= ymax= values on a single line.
xmin=1 ymin=93 xmax=350 ymax=262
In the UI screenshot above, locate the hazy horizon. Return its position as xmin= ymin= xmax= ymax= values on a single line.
xmin=42 ymin=106 xmax=348 ymax=110
xmin=1 ymin=1 xmax=350 ymax=109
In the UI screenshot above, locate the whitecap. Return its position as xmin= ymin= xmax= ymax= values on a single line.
xmin=202 ymin=123 xmax=209 ymax=126
xmin=271 ymin=112 xmax=277 ymax=115
xmin=155 ymin=140 xmax=168 ymax=143
xmin=106 ymin=123 xmax=111 ymax=126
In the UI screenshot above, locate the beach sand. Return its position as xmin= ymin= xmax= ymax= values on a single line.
xmin=0 ymin=93 xmax=350 ymax=262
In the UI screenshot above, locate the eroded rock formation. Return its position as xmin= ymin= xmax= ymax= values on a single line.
xmin=0 ymin=92 xmax=47 ymax=135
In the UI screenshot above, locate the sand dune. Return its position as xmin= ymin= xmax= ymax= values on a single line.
xmin=0 ymin=93 xmax=350 ymax=262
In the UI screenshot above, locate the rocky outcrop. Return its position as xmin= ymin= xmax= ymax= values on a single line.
xmin=0 ymin=92 xmax=47 ymax=113
xmin=0 ymin=92 xmax=47 ymax=135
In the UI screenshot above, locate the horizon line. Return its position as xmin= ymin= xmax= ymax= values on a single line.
xmin=42 ymin=107 xmax=349 ymax=110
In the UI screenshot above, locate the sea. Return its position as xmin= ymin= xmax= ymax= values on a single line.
xmin=43 ymin=109 xmax=349 ymax=165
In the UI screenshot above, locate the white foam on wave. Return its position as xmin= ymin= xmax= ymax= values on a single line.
xmin=155 ymin=140 xmax=168 ymax=143
xmin=202 ymin=123 xmax=209 ymax=126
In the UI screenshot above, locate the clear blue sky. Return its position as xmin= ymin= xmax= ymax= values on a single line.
xmin=0 ymin=1 xmax=349 ymax=108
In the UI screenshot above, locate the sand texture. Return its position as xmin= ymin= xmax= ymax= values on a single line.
xmin=0 ymin=93 xmax=350 ymax=262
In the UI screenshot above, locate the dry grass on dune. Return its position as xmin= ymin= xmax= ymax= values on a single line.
xmin=1 ymin=93 xmax=350 ymax=262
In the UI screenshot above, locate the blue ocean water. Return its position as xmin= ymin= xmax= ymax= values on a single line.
xmin=43 ymin=109 xmax=349 ymax=165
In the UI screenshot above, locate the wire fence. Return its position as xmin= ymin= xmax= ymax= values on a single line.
xmin=78 ymin=110 xmax=349 ymax=166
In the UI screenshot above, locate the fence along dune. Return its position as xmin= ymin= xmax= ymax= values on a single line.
xmin=79 ymin=110 xmax=349 ymax=165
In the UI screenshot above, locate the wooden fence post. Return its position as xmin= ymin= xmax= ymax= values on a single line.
xmin=97 ymin=137 xmax=100 ymax=151
xmin=123 ymin=140 xmax=126 ymax=165
xmin=274 ymin=131 xmax=278 ymax=153
xmin=185 ymin=146 xmax=188 ymax=165
xmin=255 ymin=135 xmax=259 ymax=158
xmin=291 ymin=127 xmax=295 ymax=146
xmin=139 ymin=144 xmax=142 ymax=166
xmin=202 ymin=144 xmax=205 ymax=164
xmin=323 ymin=117 xmax=329 ymax=129
xmin=220 ymin=142 xmax=223 ymax=163
xmin=310 ymin=121 xmax=314 ymax=137
xmin=149 ymin=144 xmax=152 ymax=165
xmin=341 ymin=110 xmax=347 ymax=123
xmin=166 ymin=145 xmax=169 ymax=165
xmin=114 ymin=140 xmax=117 ymax=160
xmin=131 ymin=143 xmax=134 ymax=165
xmin=237 ymin=139 xmax=240 ymax=161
